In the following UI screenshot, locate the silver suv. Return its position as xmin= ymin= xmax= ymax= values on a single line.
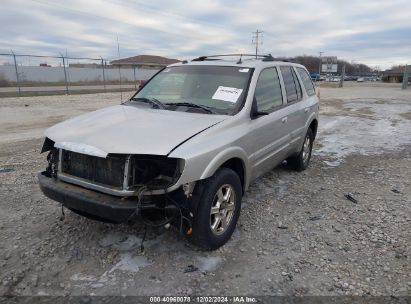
xmin=38 ymin=54 xmax=319 ymax=250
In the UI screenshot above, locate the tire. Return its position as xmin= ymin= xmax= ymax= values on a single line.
xmin=288 ymin=128 xmax=314 ymax=172
xmin=187 ymin=168 xmax=242 ymax=250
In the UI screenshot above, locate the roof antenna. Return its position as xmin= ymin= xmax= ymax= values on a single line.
xmin=236 ymin=54 xmax=243 ymax=64
xmin=116 ymin=35 xmax=123 ymax=103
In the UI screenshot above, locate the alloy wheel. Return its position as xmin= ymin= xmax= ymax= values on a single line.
xmin=209 ymin=184 xmax=236 ymax=235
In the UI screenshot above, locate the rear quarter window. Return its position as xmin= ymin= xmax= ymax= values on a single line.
xmin=296 ymin=67 xmax=316 ymax=96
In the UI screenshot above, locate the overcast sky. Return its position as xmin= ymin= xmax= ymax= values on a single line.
xmin=1 ymin=0 xmax=410 ymax=69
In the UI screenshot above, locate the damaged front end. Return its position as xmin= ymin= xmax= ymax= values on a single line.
xmin=43 ymin=145 xmax=184 ymax=196
xmin=38 ymin=139 xmax=197 ymax=227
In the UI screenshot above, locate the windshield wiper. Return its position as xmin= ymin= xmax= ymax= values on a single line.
xmin=165 ymin=102 xmax=216 ymax=114
xmin=130 ymin=97 xmax=165 ymax=109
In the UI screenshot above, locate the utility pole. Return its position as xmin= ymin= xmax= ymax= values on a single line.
xmin=318 ymin=51 xmax=323 ymax=78
xmin=100 ymin=56 xmax=106 ymax=92
xmin=117 ymin=35 xmax=123 ymax=103
xmin=402 ymin=64 xmax=408 ymax=90
xmin=10 ymin=49 xmax=21 ymax=97
xmin=339 ymin=64 xmax=346 ymax=88
xmin=65 ymin=48 xmax=70 ymax=84
xmin=252 ymin=30 xmax=263 ymax=58
xmin=60 ymin=53 xmax=69 ymax=95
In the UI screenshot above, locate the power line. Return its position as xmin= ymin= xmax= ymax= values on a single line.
xmin=251 ymin=30 xmax=263 ymax=59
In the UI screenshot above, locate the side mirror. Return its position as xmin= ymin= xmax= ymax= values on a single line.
xmin=250 ymin=96 xmax=269 ymax=119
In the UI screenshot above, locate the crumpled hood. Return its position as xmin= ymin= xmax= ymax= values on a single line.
xmin=45 ymin=104 xmax=227 ymax=157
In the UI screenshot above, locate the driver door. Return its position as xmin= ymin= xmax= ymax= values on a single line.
xmin=247 ymin=67 xmax=292 ymax=180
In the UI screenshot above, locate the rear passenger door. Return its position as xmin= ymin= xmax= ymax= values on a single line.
xmin=248 ymin=67 xmax=292 ymax=180
xmin=279 ymin=66 xmax=306 ymax=151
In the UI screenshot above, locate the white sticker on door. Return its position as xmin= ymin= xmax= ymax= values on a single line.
xmin=212 ymin=86 xmax=243 ymax=103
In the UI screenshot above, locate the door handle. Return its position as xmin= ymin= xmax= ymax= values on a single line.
xmin=281 ymin=117 xmax=288 ymax=123
xmin=304 ymin=107 xmax=310 ymax=113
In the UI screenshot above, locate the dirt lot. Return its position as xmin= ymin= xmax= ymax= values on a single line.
xmin=0 ymin=83 xmax=410 ymax=297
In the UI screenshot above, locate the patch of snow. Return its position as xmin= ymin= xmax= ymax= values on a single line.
xmin=70 ymin=273 xmax=97 ymax=282
xmin=99 ymin=232 xmax=142 ymax=251
xmin=322 ymin=160 xmax=341 ymax=167
xmin=37 ymin=291 xmax=49 ymax=296
xmin=91 ymin=283 xmax=105 ymax=288
xmin=196 ymin=256 xmax=223 ymax=272
xmin=316 ymin=100 xmax=411 ymax=165
xmin=108 ymin=253 xmax=152 ymax=273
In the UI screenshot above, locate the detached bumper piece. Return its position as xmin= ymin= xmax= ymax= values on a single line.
xmin=38 ymin=172 xmax=154 ymax=223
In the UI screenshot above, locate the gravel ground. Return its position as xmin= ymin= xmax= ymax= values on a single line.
xmin=0 ymin=83 xmax=410 ymax=297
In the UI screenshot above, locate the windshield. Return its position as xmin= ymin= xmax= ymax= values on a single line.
xmin=133 ymin=65 xmax=253 ymax=115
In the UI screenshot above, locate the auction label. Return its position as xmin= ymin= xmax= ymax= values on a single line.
xmin=212 ymin=86 xmax=243 ymax=103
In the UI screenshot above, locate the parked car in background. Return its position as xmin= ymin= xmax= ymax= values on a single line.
xmin=38 ymin=54 xmax=319 ymax=250
xmin=310 ymin=73 xmax=321 ymax=81
xmin=344 ymin=76 xmax=357 ymax=81
xmin=357 ymin=77 xmax=365 ymax=82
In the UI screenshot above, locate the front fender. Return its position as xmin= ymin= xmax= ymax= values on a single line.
xmin=200 ymin=146 xmax=250 ymax=190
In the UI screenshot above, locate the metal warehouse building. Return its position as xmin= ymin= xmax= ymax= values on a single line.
xmin=382 ymin=65 xmax=410 ymax=83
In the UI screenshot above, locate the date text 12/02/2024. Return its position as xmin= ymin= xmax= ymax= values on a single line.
xmin=149 ymin=296 xmax=257 ymax=303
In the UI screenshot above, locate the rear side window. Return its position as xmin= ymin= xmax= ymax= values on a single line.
xmin=254 ymin=68 xmax=283 ymax=112
xmin=296 ymin=67 xmax=316 ymax=96
xmin=280 ymin=66 xmax=303 ymax=103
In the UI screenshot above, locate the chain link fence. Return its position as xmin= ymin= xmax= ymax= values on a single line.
xmin=0 ymin=51 xmax=158 ymax=97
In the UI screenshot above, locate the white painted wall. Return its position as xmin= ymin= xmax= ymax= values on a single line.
xmin=0 ymin=66 xmax=157 ymax=83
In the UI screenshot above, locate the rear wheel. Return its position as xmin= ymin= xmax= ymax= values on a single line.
xmin=187 ymin=168 xmax=242 ymax=250
xmin=288 ymin=128 xmax=314 ymax=171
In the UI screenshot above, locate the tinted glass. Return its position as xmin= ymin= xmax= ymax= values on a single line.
xmin=254 ymin=68 xmax=283 ymax=112
xmin=292 ymin=68 xmax=303 ymax=100
xmin=280 ymin=66 xmax=302 ymax=103
xmin=297 ymin=67 xmax=316 ymax=96
xmin=135 ymin=66 xmax=252 ymax=115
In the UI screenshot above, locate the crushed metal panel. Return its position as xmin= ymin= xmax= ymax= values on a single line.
xmin=40 ymin=137 xmax=55 ymax=153
xmin=54 ymin=142 xmax=108 ymax=158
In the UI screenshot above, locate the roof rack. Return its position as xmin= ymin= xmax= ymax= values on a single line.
xmin=191 ymin=54 xmax=275 ymax=63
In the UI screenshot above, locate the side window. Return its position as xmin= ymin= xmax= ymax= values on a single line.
xmin=254 ymin=68 xmax=283 ymax=112
xmin=292 ymin=68 xmax=303 ymax=100
xmin=296 ymin=67 xmax=316 ymax=96
xmin=280 ymin=66 xmax=303 ymax=103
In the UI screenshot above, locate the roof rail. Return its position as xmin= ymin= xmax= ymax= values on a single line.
xmin=192 ymin=54 xmax=275 ymax=62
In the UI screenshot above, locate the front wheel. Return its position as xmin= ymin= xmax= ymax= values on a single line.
xmin=187 ymin=168 xmax=242 ymax=250
xmin=288 ymin=128 xmax=314 ymax=171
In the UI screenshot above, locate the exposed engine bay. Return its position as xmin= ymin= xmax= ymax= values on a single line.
xmin=44 ymin=143 xmax=182 ymax=193
xmin=41 ymin=139 xmax=194 ymax=234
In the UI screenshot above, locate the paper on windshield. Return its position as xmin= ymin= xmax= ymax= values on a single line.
xmin=212 ymin=86 xmax=243 ymax=103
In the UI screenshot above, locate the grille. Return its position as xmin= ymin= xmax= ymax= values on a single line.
xmin=61 ymin=150 xmax=125 ymax=188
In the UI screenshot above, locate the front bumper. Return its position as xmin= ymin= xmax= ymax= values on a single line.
xmin=38 ymin=172 xmax=155 ymax=223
